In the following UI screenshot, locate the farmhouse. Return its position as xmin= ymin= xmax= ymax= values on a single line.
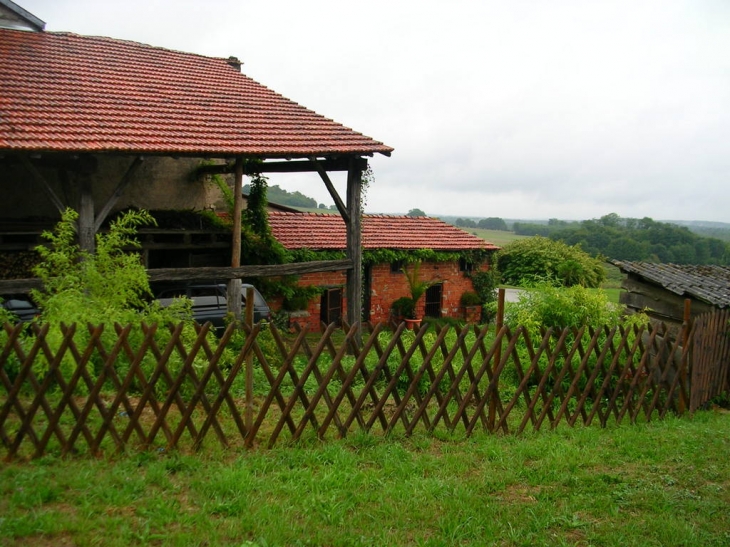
xmin=614 ymin=260 xmax=730 ymax=324
xmin=267 ymin=212 xmax=499 ymax=330
xmin=0 ymin=1 xmax=392 ymax=322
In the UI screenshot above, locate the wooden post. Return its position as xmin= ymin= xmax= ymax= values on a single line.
xmin=489 ymin=288 xmax=506 ymax=431
xmin=78 ymin=175 xmax=95 ymax=253
xmin=345 ymin=158 xmax=364 ymax=335
xmin=680 ymin=298 xmax=692 ymax=413
xmin=227 ymin=158 xmax=244 ymax=320
xmin=244 ymin=285 xmax=254 ymax=431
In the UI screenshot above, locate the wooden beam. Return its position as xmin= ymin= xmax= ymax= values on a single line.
xmin=0 ymin=260 xmax=354 ymax=294
xmin=345 ymin=158 xmax=364 ymax=328
xmin=255 ymin=157 xmax=368 ymax=174
xmin=94 ymin=156 xmax=144 ymax=232
xmin=149 ymin=259 xmax=354 ymax=282
xmin=194 ymin=157 xmax=369 ymax=177
xmin=310 ymin=157 xmax=349 ymax=223
xmin=18 ymin=155 xmax=66 ymax=214
xmin=0 ymin=278 xmax=43 ymax=293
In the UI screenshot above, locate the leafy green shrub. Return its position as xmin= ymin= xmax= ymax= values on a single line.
xmin=468 ymin=268 xmax=500 ymax=322
xmin=23 ymin=208 xmax=200 ymax=387
xmin=282 ymin=285 xmax=322 ymax=311
xmin=504 ymin=284 xmax=621 ymax=333
xmin=496 ymin=236 xmax=605 ymax=288
xmin=459 ymin=291 xmax=482 ymax=306
xmin=391 ymin=297 xmax=415 ymax=320
xmin=0 ymin=297 xmax=15 ymax=324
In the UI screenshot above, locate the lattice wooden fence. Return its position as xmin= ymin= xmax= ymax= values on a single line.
xmin=0 ymin=316 xmax=704 ymax=460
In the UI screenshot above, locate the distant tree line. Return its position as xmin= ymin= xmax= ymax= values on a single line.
xmin=514 ymin=213 xmax=729 ymax=265
xmin=243 ymin=183 xmax=321 ymax=209
xmin=454 ymin=217 xmax=509 ymax=231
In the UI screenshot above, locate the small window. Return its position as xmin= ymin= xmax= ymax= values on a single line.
xmin=391 ymin=259 xmax=405 ymax=273
xmin=459 ymin=258 xmax=474 ymax=272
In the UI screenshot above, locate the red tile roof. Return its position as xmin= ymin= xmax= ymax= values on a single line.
xmin=268 ymin=212 xmax=499 ymax=251
xmin=0 ymin=29 xmax=393 ymax=158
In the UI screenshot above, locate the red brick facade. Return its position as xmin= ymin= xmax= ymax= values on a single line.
xmin=282 ymin=260 xmax=490 ymax=331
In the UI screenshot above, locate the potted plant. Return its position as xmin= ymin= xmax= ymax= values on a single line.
xmin=401 ymin=261 xmax=437 ymax=329
xmin=391 ymin=296 xmax=416 ymax=323
xmin=460 ymin=291 xmax=483 ymax=323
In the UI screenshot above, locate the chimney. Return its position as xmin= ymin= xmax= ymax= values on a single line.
xmin=226 ymin=56 xmax=242 ymax=72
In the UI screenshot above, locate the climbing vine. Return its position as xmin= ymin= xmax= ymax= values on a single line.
xmin=360 ymin=163 xmax=374 ymax=212
xmin=288 ymin=247 xmax=493 ymax=267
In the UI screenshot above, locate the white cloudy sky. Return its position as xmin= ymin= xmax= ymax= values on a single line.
xmin=19 ymin=0 xmax=730 ymax=222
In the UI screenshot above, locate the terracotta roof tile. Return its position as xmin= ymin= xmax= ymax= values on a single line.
xmin=268 ymin=212 xmax=499 ymax=252
xmin=614 ymin=261 xmax=730 ymax=308
xmin=0 ymin=29 xmax=393 ymax=157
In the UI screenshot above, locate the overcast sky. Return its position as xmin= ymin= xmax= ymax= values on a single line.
xmin=19 ymin=0 xmax=730 ymax=222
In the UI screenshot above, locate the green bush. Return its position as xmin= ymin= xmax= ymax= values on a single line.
xmin=459 ymin=291 xmax=482 ymax=306
xmin=504 ymin=284 xmax=622 ymax=333
xmin=391 ymin=297 xmax=415 ymax=319
xmin=18 ymin=208 xmax=203 ymax=388
xmin=496 ymin=236 xmax=605 ymax=288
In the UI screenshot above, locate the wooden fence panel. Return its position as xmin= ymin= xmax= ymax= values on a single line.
xmin=691 ymin=309 xmax=730 ymax=411
xmin=0 ymin=315 xmax=720 ymax=460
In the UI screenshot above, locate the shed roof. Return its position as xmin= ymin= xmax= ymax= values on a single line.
xmin=0 ymin=28 xmax=393 ymax=158
xmin=0 ymin=0 xmax=44 ymax=31
xmin=268 ymin=212 xmax=499 ymax=252
xmin=613 ymin=261 xmax=730 ymax=308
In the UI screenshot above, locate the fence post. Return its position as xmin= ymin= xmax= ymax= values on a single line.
xmin=245 ymin=286 xmax=255 ymax=431
xmin=680 ymin=299 xmax=691 ymax=413
xmin=489 ymin=288 xmax=506 ymax=431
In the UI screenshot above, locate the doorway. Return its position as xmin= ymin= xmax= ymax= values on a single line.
xmin=320 ymin=288 xmax=343 ymax=326
xmin=424 ymin=284 xmax=442 ymax=318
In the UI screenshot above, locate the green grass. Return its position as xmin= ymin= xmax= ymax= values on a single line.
xmin=2 ymin=411 xmax=729 ymax=546
xmin=466 ymin=228 xmax=527 ymax=247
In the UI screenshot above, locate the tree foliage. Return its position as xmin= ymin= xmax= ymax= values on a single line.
xmin=514 ymin=213 xmax=729 ymax=265
xmin=477 ymin=217 xmax=508 ymax=231
xmin=455 ymin=218 xmax=477 ymax=228
xmin=32 ymin=208 xmax=171 ymax=323
xmin=407 ymin=208 xmax=426 ymax=217
xmin=23 ymin=209 xmax=198 ymax=382
xmin=243 ymin=183 xmax=318 ymax=209
xmin=496 ymin=237 xmax=605 ymax=288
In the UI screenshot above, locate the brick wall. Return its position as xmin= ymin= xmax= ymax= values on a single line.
xmin=279 ymin=260 xmax=490 ymax=331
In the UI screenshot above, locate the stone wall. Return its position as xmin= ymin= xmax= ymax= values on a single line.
xmin=0 ymin=155 xmax=227 ymax=220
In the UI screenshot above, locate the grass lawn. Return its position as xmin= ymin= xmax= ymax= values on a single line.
xmin=2 ymin=411 xmax=729 ymax=546
xmin=466 ymin=228 xmax=526 ymax=247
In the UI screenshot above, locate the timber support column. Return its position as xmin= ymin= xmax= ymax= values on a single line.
xmin=345 ymin=157 xmax=364 ymax=331
xmin=227 ymin=157 xmax=244 ymax=320
xmin=77 ymin=155 xmax=99 ymax=253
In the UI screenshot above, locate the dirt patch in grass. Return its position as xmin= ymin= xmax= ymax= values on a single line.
xmin=499 ymin=483 xmax=539 ymax=503
xmin=13 ymin=532 xmax=76 ymax=546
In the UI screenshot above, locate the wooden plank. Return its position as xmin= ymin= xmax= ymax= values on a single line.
xmin=0 ymin=278 xmax=43 ymax=293
xmin=148 ymin=259 xmax=354 ymax=281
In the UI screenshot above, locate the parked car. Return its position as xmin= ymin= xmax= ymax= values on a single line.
xmin=1 ymin=295 xmax=40 ymax=323
xmin=156 ymin=283 xmax=270 ymax=331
